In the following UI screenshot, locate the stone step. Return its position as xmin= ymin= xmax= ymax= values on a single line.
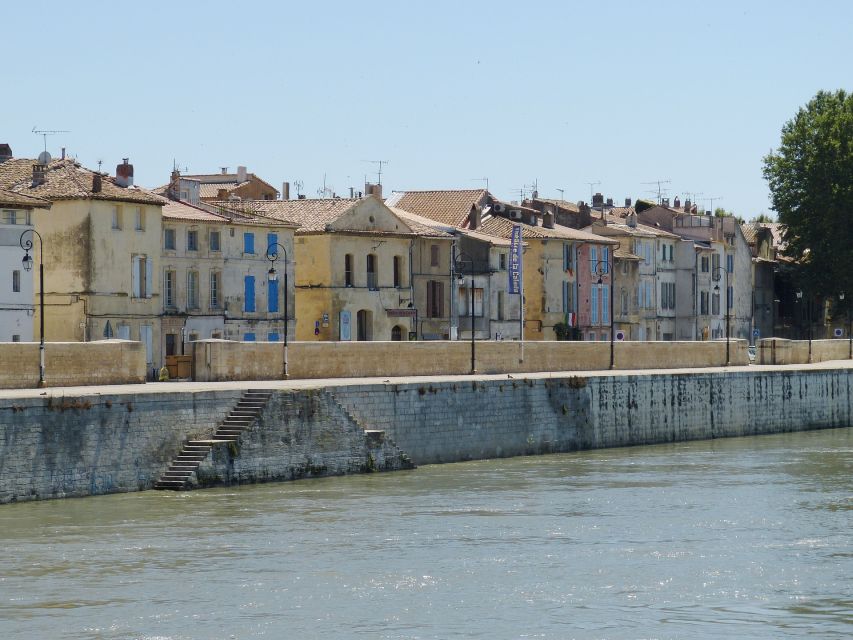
xmin=231 ymin=408 xmax=261 ymax=415
xmin=216 ymin=430 xmax=243 ymax=438
xmin=169 ymin=463 xmax=200 ymax=471
xmin=223 ymin=418 xmax=252 ymax=425
xmin=154 ymin=481 xmax=186 ymax=490
xmin=162 ymin=471 xmax=194 ymax=479
xmin=175 ymin=454 xmax=207 ymax=461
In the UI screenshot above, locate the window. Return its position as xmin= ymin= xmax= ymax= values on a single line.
xmin=701 ymin=256 xmax=710 ymax=272
xmin=243 ymin=333 xmax=256 ymax=342
xmin=366 ymin=254 xmax=378 ymax=290
xmin=562 ymin=281 xmax=573 ymax=314
xmin=3 ymin=209 xmax=14 ymax=224
xmin=3 ymin=209 xmax=28 ymax=224
xmin=563 ymin=243 xmax=575 ymax=271
xmin=712 ymin=291 xmax=720 ymax=315
xmin=590 ymin=246 xmax=598 ymax=273
xmin=12 ymin=270 xmax=20 ymax=293
xmin=189 ymin=332 xmax=199 ymax=342
xmin=499 ymin=253 xmax=507 ymax=271
xmin=266 ymin=233 xmax=278 ymax=257
xmin=244 ymin=275 xmax=256 ymax=312
xmin=187 ymin=271 xmax=199 ymax=309
xmin=726 ymin=253 xmax=734 ymax=273
xmin=187 ymin=230 xmax=198 ymax=251
xmin=111 ymin=206 xmax=122 ymax=230
xmin=391 ymin=326 xmax=403 ymax=341
xmin=164 ymin=228 xmax=176 ymax=250
xmin=244 ymin=232 xmax=255 ymax=254
xmin=498 ymin=290 xmax=506 ymax=321
xmin=344 ymin=254 xmax=353 ymax=287
xmin=268 ymin=333 xmax=280 ymax=342
xmin=602 ymin=285 xmax=610 ymax=325
xmin=700 ymin=291 xmax=709 ymax=315
xmin=393 ymin=255 xmax=402 ymax=288
xmin=426 ymin=280 xmax=444 ymax=318
xmin=727 ymin=285 xmax=733 ymax=310
xmin=660 ymin=282 xmax=676 ymax=310
xmin=164 ymin=270 xmax=176 ymax=308
xmin=712 ymin=253 xmax=720 ymax=273
xmin=459 ymin=286 xmax=484 ymax=317
xmin=621 ymin=289 xmax=629 ymax=316
xmin=134 ymin=207 xmax=145 ymax=231
xmin=165 ymin=334 xmax=177 ymax=357
xmin=210 ymin=231 xmax=221 ymax=252
xmin=210 ymin=271 xmax=221 ymax=309
xmin=268 ymin=278 xmax=279 ymax=312
xmin=11 ymin=334 xmax=20 ymax=342
xmin=131 ymin=255 xmax=152 ymax=298
xmin=430 ymin=244 xmax=440 ymax=267
xmin=669 ymin=245 xmax=674 ymax=261
xmin=602 ymin=247 xmax=610 ymax=272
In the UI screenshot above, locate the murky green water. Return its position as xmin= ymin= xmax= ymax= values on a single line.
xmin=1 ymin=428 xmax=851 ymax=639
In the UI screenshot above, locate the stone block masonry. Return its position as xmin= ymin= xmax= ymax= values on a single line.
xmin=1 ymin=365 xmax=851 ymax=503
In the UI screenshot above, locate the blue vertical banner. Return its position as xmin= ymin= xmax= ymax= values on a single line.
xmin=340 ymin=310 xmax=352 ymax=341
xmin=508 ymin=225 xmax=523 ymax=294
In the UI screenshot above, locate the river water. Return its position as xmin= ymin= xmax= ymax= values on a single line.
xmin=1 ymin=428 xmax=851 ymax=639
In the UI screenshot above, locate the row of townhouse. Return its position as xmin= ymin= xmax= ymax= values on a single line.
xmin=0 ymin=146 xmax=778 ymax=375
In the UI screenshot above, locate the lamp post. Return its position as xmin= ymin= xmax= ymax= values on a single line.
xmin=593 ymin=258 xmax=615 ymax=369
xmin=20 ymin=229 xmax=45 ymax=387
xmin=266 ymin=242 xmax=289 ymax=379
xmin=796 ymin=289 xmax=812 ymax=363
xmin=841 ymin=292 xmax=851 ymax=359
xmin=712 ymin=266 xmax=730 ymax=366
xmin=454 ymin=252 xmax=476 ymax=374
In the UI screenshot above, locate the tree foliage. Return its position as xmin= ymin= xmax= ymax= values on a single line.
xmin=750 ymin=213 xmax=774 ymax=223
xmin=763 ymin=90 xmax=853 ymax=296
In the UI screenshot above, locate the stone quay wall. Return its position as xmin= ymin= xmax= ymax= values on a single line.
xmin=1 ymin=365 xmax=850 ymax=503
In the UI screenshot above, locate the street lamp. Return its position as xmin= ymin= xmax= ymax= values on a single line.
xmin=266 ymin=242 xmax=289 ymax=379
xmin=454 ymin=251 xmax=477 ymax=374
xmin=840 ymin=291 xmax=851 ymax=359
xmin=712 ymin=266 xmax=730 ymax=366
xmin=20 ymin=229 xmax=45 ymax=387
xmin=593 ymin=258 xmax=615 ymax=369
xmin=796 ymin=289 xmax=812 ymax=363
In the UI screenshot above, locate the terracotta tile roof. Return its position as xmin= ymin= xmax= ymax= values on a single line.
xmin=198 ymin=181 xmax=248 ymax=199
xmin=530 ymin=197 xmax=581 ymax=213
xmin=0 ymin=187 xmax=51 ymax=209
xmin=162 ymin=200 xmax=230 ymax=223
xmin=741 ymin=221 xmax=786 ymax=250
xmin=182 ymin=171 xmax=279 ymax=196
xmin=478 ymin=215 xmax=617 ymax=243
xmin=614 ymin=249 xmax=641 ymax=260
xmin=385 ymin=207 xmax=453 ymax=238
xmin=588 ymin=216 xmax=680 ymax=239
xmin=0 ymin=158 xmax=164 ymax=206
xmin=386 ymin=189 xmax=488 ymax=226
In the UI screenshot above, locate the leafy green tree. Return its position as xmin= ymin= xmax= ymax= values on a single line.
xmin=751 ymin=213 xmax=774 ymax=223
xmin=763 ymin=90 xmax=853 ymax=296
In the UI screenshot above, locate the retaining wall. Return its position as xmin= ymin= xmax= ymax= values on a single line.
xmin=757 ymin=338 xmax=852 ymax=365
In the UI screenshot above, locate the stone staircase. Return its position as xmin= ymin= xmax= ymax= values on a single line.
xmin=154 ymin=389 xmax=273 ymax=490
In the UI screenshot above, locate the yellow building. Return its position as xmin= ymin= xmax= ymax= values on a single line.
xmin=160 ymin=200 xmax=297 ymax=356
xmin=242 ymin=196 xmax=451 ymax=341
xmin=0 ymin=156 xmax=165 ymax=373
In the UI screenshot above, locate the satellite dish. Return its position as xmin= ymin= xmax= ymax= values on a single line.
xmin=37 ymin=151 xmax=51 ymax=164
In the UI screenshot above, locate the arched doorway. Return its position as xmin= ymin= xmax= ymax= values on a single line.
xmin=356 ymin=309 xmax=373 ymax=341
xmin=391 ymin=325 xmax=403 ymax=341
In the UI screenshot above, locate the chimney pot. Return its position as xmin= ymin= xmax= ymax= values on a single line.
xmin=31 ymin=164 xmax=46 ymax=187
xmin=625 ymin=197 xmax=632 ymax=207
xmin=92 ymin=174 xmax=102 ymax=193
xmin=115 ymin=159 xmax=134 ymax=187
xmin=221 ymin=167 xmax=228 ymax=175
xmin=237 ymin=166 xmax=247 ymax=183
xmin=0 ymin=143 xmax=12 ymax=162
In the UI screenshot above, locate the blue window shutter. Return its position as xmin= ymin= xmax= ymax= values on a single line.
xmin=563 ymin=244 xmax=568 ymax=271
xmin=591 ymin=285 xmax=599 ymax=325
xmin=590 ymin=246 xmax=597 ymax=273
xmin=243 ymin=333 xmax=256 ymax=342
xmin=244 ymin=275 xmax=256 ymax=312
xmin=267 ymin=233 xmax=278 ymax=256
xmin=244 ymin=232 xmax=254 ymax=254
xmin=268 ymin=278 xmax=279 ymax=313
xmin=562 ymin=281 xmax=568 ymax=313
xmin=267 ymin=333 xmax=280 ymax=342
xmin=602 ymin=247 xmax=609 ymax=270
xmin=602 ymin=285 xmax=609 ymax=325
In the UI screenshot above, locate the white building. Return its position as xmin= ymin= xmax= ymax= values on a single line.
xmin=0 ymin=187 xmax=50 ymax=342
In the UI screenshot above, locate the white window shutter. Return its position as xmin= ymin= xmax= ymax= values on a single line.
xmin=145 ymin=257 xmax=153 ymax=298
xmin=131 ymin=256 xmax=140 ymax=298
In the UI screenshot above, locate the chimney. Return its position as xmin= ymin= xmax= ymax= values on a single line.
xmin=32 ymin=164 xmax=46 ymax=187
xmin=542 ymin=205 xmax=555 ymax=229
xmin=237 ymin=166 xmax=247 ymax=183
xmin=674 ymin=196 xmax=681 ymax=209
xmin=92 ymin=174 xmax=102 ymax=193
xmin=282 ymin=182 xmax=290 ymax=200
xmin=221 ymin=167 xmax=228 ymax=175
xmin=217 ymin=188 xmax=229 ymax=199
xmin=532 ymin=189 xmax=538 ymax=199
xmin=349 ymin=186 xmax=354 ymax=198
xmin=469 ymin=203 xmax=481 ymax=230
xmin=606 ymin=197 xmax=613 ymax=207
xmin=365 ymin=182 xmax=382 ymax=200
xmin=592 ymin=192 xmax=604 ymax=208
xmin=684 ymin=198 xmax=691 ymax=212
xmin=627 ymin=212 xmax=638 ymax=228
xmin=61 ymin=147 xmax=66 ymax=160
xmin=625 ymin=197 xmax=632 ymax=207
xmin=0 ymin=144 xmax=11 ymax=162
xmin=115 ymin=158 xmax=134 ymax=187
xmin=168 ymin=169 xmax=181 ymax=200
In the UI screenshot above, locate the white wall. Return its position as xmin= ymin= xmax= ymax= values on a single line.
xmin=0 ymin=214 xmax=34 ymax=342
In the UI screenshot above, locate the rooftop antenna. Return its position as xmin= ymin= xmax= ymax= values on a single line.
xmin=97 ymin=159 xmax=103 ymax=173
xmin=292 ymin=180 xmax=304 ymax=197
xmin=555 ymin=188 xmax=565 ymax=201
xmin=472 ymin=177 xmax=489 ymax=191
xmin=641 ymin=178 xmax=671 ymax=204
xmin=32 ymin=126 xmax=70 ymax=154
xmin=704 ymin=196 xmax=723 ymax=213
xmin=365 ymin=159 xmax=389 ymax=186
xmin=584 ymin=180 xmax=601 ymax=202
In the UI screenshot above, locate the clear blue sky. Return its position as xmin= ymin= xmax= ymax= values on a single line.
xmin=4 ymin=0 xmax=851 ymax=218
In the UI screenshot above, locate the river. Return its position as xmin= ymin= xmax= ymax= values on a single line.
xmin=1 ymin=427 xmax=851 ymax=639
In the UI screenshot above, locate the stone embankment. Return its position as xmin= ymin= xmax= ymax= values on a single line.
xmin=0 ymin=363 xmax=851 ymax=503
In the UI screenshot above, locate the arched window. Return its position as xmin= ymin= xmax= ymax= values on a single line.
xmin=391 ymin=325 xmax=403 ymax=341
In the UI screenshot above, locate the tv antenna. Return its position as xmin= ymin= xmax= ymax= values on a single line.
xmin=704 ymin=196 xmax=723 ymax=212
xmin=365 ymin=159 xmax=389 ymax=186
xmin=584 ymin=180 xmax=601 ymax=202
xmin=555 ymin=188 xmax=565 ymax=201
xmin=472 ymin=177 xmax=489 ymax=191
xmin=292 ymin=180 xmax=304 ymax=197
xmin=642 ymin=179 xmax=671 ymax=204
xmin=32 ymin=126 xmax=70 ymax=153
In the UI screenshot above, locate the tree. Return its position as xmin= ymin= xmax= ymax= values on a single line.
xmin=763 ymin=90 xmax=853 ymax=296
xmin=751 ymin=213 xmax=774 ymax=223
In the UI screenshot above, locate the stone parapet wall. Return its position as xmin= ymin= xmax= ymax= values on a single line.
xmin=191 ymin=339 xmax=751 ymax=381
xmin=757 ymin=338 xmax=851 ymax=365
xmin=0 ymin=340 xmax=146 ymax=388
